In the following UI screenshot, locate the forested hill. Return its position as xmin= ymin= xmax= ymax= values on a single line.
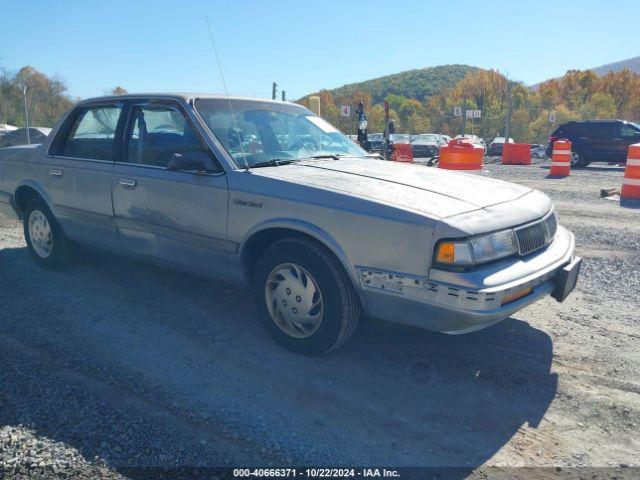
xmin=305 ymin=64 xmax=479 ymax=103
xmin=592 ymin=56 xmax=640 ymax=76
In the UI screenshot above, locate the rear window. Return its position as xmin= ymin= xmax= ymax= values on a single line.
xmin=59 ymin=105 xmax=123 ymax=161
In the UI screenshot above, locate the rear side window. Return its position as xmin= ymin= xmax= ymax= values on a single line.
xmin=60 ymin=105 xmax=123 ymax=160
xmin=589 ymin=123 xmax=615 ymax=139
xmin=126 ymin=105 xmax=210 ymax=168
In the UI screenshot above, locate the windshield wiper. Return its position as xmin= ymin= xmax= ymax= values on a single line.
xmin=249 ymin=158 xmax=299 ymax=168
xmin=303 ymin=154 xmax=343 ymax=160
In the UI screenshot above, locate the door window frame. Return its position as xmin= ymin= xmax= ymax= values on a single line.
xmin=49 ymin=101 xmax=127 ymax=163
xmin=119 ymin=98 xmax=223 ymax=174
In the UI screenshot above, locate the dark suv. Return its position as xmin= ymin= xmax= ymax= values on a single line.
xmin=546 ymin=119 xmax=640 ymax=167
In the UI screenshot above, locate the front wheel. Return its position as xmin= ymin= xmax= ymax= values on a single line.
xmin=23 ymin=198 xmax=70 ymax=269
xmin=253 ymin=238 xmax=361 ymax=355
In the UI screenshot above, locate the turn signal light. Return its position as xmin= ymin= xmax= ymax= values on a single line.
xmin=501 ymin=287 xmax=532 ymax=306
xmin=436 ymin=242 xmax=455 ymax=264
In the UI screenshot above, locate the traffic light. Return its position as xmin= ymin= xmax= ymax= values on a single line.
xmin=282 ymin=90 xmax=286 ymax=101
xmin=272 ymin=82 xmax=277 ymax=100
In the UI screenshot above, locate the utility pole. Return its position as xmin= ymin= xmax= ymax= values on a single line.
xmin=461 ymin=97 xmax=467 ymax=136
xmin=272 ymin=82 xmax=277 ymax=100
xmin=505 ymin=81 xmax=513 ymax=141
xmin=281 ymin=90 xmax=286 ymax=102
xmin=23 ymin=85 xmax=30 ymax=145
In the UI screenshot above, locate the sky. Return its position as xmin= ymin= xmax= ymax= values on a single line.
xmin=1 ymin=0 xmax=639 ymax=100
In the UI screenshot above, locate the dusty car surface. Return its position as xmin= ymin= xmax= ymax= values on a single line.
xmin=0 ymin=94 xmax=581 ymax=354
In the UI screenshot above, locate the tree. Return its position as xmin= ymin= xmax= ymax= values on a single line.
xmin=598 ymin=70 xmax=640 ymax=117
xmin=111 ymin=86 xmax=128 ymax=95
xmin=0 ymin=65 xmax=73 ymax=127
xmin=579 ymin=92 xmax=617 ymax=119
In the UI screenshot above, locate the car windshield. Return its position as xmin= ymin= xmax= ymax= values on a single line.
xmin=194 ymin=99 xmax=366 ymax=167
xmin=413 ymin=134 xmax=439 ymax=142
xmin=368 ymin=133 xmax=383 ymax=141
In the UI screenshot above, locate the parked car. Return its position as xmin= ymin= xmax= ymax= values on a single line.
xmin=0 ymin=123 xmax=18 ymax=133
xmin=410 ymin=133 xmax=446 ymax=158
xmin=545 ymin=119 xmax=640 ymax=167
xmin=1 ymin=127 xmax=52 ymax=147
xmin=455 ymin=134 xmax=486 ymax=152
xmin=0 ymin=93 xmax=581 ymax=355
xmin=366 ymin=132 xmax=384 ymax=153
xmin=388 ymin=133 xmax=411 ymax=145
xmin=531 ymin=144 xmax=546 ymax=158
xmin=487 ymin=137 xmax=515 ymax=157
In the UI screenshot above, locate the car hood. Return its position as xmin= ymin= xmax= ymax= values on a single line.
xmin=254 ymin=158 xmax=538 ymax=219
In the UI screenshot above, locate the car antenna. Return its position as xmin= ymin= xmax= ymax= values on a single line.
xmin=204 ymin=15 xmax=250 ymax=171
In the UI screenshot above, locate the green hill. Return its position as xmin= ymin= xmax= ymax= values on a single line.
xmin=305 ymin=64 xmax=479 ymax=103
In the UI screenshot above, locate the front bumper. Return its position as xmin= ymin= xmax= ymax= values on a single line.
xmin=358 ymin=225 xmax=578 ymax=334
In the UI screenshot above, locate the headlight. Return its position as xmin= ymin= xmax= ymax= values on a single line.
xmin=434 ymin=229 xmax=519 ymax=268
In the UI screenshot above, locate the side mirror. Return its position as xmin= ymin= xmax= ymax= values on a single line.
xmin=167 ymin=151 xmax=214 ymax=173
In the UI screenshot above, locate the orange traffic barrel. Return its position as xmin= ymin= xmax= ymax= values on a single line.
xmin=549 ymin=139 xmax=571 ymax=177
xmin=502 ymin=143 xmax=531 ymax=165
xmin=621 ymin=143 xmax=640 ymax=200
xmin=438 ymin=139 xmax=483 ymax=170
xmin=391 ymin=143 xmax=414 ymax=163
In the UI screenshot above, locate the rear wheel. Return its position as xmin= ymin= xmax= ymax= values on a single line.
xmin=570 ymin=149 xmax=588 ymax=168
xmin=252 ymin=238 xmax=361 ymax=355
xmin=23 ymin=198 xmax=70 ymax=269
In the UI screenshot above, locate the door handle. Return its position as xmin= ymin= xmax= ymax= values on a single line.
xmin=48 ymin=168 xmax=63 ymax=177
xmin=118 ymin=178 xmax=137 ymax=188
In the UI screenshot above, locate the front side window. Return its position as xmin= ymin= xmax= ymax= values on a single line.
xmin=194 ymin=99 xmax=366 ymax=168
xmin=61 ymin=105 xmax=123 ymax=160
xmin=620 ymin=124 xmax=640 ymax=139
xmin=126 ymin=105 xmax=210 ymax=167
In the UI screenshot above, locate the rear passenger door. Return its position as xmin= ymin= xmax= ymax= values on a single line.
xmin=46 ymin=102 xmax=124 ymax=248
xmin=584 ymin=122 xmax=617 ymax=161
xmin=111 ymin=100 xmax=230 ymax=279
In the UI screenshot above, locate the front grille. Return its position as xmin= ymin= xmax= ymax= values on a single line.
xmin=515 ymin=213 xmax=557 ymax=256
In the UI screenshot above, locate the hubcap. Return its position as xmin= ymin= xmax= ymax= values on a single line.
xmin=28 ymin=210 xmax=53 ymax=258
xmin=571 ymin=151 xmax=580 ymax=166
xmin=265 ymin=263 xmax=324 ymax=338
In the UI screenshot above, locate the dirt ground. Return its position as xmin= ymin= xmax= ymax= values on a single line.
xmin=0 ymin=160 xmax=639 ymax=477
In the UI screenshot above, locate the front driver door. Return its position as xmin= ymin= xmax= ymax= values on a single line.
xmin=617 ymin=123 xmax=640 ymax=161
xmin=111 ymin=100 xmax=231 ymax=279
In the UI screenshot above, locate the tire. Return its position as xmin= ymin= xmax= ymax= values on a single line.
xmin=570 ymin=149 xmax=588 ymax=168
xmin=23 ymin=197 xmax=70 ymax=270
xmin=252 ymin=238 xmax=361 ymax=355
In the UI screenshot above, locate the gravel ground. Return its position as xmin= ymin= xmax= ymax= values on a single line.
xmin=0 ymin=159 xmax=639 ymax=478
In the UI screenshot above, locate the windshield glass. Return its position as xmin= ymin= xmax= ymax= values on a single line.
xmin=413 ymin=134 xmax=439 ymax=142
xmin=194 ymin=99 xmax=366 ymax=167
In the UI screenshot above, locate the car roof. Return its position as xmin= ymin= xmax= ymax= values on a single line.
xmin=567 ymin=119 xmax=622 ymax=124
xmin=76 ymin=93 xmax=299 ymax=107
